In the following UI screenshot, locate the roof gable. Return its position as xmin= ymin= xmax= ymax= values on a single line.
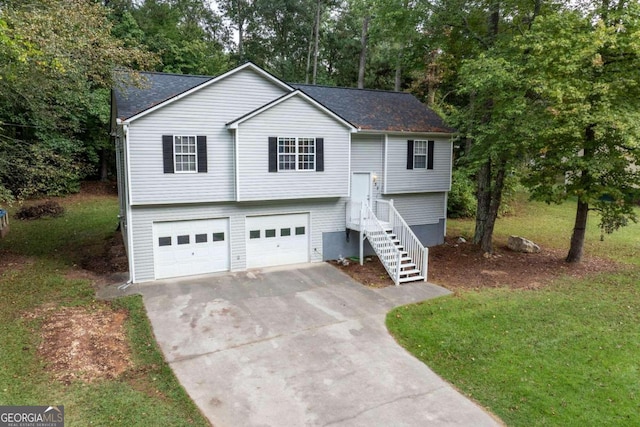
xmin=226 ymin=90 xmax=356 ymax=131
xmin=291 ymin=84 xmax=455 ymax=134
xmin=114 ymin=62 xmax=293 ymax=122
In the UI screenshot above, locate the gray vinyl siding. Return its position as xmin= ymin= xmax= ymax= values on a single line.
xmin=127 ymin=68 xmax=288 ymax=205
xmin=130 ymin=199 xmax=348 ymax=282
xmin=236 ymin=96 xmax=350 ymax=201
xmin=381 ymin=192 xmax=446 ymax=226
xmin=385 ymin=134 xmax=452 ymax=194
xmin=350 ymin=134 xmax=384 ymax=201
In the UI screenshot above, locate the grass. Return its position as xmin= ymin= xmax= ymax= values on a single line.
xmin=387 ymin=196 xmax=640 ymax=426
xmin=449 ymin=194 xmax=640 ymax=265
xmin=0 ymin=194 xmax=209 ymax=426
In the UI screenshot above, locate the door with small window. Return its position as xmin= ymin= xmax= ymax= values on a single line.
xmin=246 ymin=213 xmax=310 ymax=269
xmin=153 ymin=218 xmax=230 ymax=279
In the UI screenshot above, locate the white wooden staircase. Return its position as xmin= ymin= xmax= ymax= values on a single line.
xmin=347 ymin=200 xmax=428 ymax=286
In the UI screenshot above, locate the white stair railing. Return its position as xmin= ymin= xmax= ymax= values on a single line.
xmin=375 ymin=199 xmax=428 ymax=282
xmin=360 ymin=202 xmax=402 ymax=285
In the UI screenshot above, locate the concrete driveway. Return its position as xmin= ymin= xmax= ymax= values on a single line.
xmin=136 ymin=263 xmax=501 ymax=427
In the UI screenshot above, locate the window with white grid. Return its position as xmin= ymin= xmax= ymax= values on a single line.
xmin=297 ymin=138 xmax=315 ymax=170
xmin=278 ymin=137 xmax=315 ymax=171
xmin=413 ymin=140 xmax=427 ymax=169
xmin=174 ymin=136 xmax=197 ymax=172
xmin=278 ymin=137 xmax=297 ymax=170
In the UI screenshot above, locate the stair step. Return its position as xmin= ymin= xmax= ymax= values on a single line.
xmin=400 ymin=268 xmax=421 ymax=276
xmin=399 ymin=275 xmax=425 ymax=283
xmin=382 ymin=254 xmax=412 ymax=263
xmin=400 ymin=262 xmax=416 ymax=270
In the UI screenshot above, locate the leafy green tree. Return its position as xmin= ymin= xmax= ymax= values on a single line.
xmin=0 ymin=0 xmax=156 ymax=202
xmin=436 ymin=0 xmax=553 ymax=253
xmin=124 ymin=0 xmax=230 ymax=75
xmin=519 ymin=4 xmax=640 ymax=262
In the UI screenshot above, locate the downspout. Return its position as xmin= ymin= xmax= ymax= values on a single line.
xmin=122 ymin=123 xmax=136 ymax=286
xmin=234 ymin=128 xmax=240 ymax=201
xmin=383 ymin=134 xmax=389 ymax=194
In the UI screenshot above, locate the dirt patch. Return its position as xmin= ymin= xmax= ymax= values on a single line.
xmin=80 ymin=231 xmax=129 ymax=277
xmin=25 ymin=304 xmax=132 ymax=384
xmin=15 ymin=201 xmax=65 ymax=220
xmin=329 ymin=257 xmax=393 ymax=288
xmin=333 ymin=236 xmax=622 ymax=291
xmin=79 ymin=180 xmax=119 ymax=197
xmin=0 ymin=251 xmax=34 ymax=276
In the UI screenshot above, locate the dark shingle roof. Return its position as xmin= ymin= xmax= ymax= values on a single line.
xmin=113 ymin=68 xmax=455 ymax=134
xmin=291 ymin=84 xmax=454 ymax=133
xmin=114 ymin=72 xmax=212 ymax=120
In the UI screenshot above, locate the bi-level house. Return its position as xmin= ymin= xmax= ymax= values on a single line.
xmin=111 ymin=62 xmax=455 ymax=285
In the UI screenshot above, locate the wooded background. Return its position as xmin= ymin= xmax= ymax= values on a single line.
xmin=1 ymin=0 xmax=638 ymax=261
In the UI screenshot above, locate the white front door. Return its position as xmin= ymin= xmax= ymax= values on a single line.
xmin=153 ymin=218 xmax=230 ymax=279
xmin=246 ymin=213 xmax=310 ymax=269
xmin=351 ymin=172 xmax=372 ymax=220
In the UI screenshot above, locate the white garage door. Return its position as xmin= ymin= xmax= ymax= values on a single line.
xmin=153 ymin=218 xmax=229 ymax=279
xmin=246 ymin=213 xmax=310 ymax=269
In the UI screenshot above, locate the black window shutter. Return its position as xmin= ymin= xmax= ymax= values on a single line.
xmin=268 ymin=137 xmax=278 ymax=172
xmin=197 ymin=135 xmax=207 ymax=173
xmin=406 ymin=140 xmax=414 ymax=170
xmin=315 ymin=138 xmax=324 ymax=172
xmin=162 ymin=135 xmax=174 ymax=173
xmin=427 ymin=140 xmax=435 ymax=170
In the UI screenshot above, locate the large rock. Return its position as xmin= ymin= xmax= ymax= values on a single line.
xmin=507 ymin=235 xmax=541 ymax=253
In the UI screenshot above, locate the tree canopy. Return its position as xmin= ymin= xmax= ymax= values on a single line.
xmin=1 ymin=0 xmax=638 ymax=263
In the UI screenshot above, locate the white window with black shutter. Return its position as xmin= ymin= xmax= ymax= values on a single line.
xmin=268 ymin=136 xmax=324 ymax=172
xmin=407 ymin=139 xmax=434 ymax=170
xmin=162 ymin=135 xmax=208 ymax=173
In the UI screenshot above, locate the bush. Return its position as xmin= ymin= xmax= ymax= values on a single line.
xmin=448 ymin=169 xmax=477 ymax=218
xmin=15 ymin=201 xmax=65 ymax=220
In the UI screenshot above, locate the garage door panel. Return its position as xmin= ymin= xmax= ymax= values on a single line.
xmin=246 ymin=214 xmax=309 ymax=269
xmin=154 ymin=218 xmax=229 ymax=279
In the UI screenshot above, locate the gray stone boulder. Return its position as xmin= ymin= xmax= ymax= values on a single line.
xmin=507 ymin=235 xmax=541 ymax=253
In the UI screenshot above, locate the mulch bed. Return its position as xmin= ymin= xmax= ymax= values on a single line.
xmin=333 ymin=236 xmax=621 ymax=291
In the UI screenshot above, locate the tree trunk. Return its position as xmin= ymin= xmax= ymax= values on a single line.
xmin=312 ymin=0 xmax=321 ymax=85
xmin=566 ymin=125 xmax=595 ymax=263
xmin=237 ymin=0 xmax=244 ymax=62
xmin=480 ymin=158 xmax=507 ymax=253
xmin=566 ymin=199 xmax=589 ymax=262
xmin=305 ymin=26 xmax=313 ymax=83
xmin=394 ymin=49 xmax=402 ymax=92
xmin=99 ymin=148 xmax=109 ymax=181
xmin=488 ymin=1 xmax=500 ymax=42
xmin=474 ymin=160 xmax=491 ymax=246
xmin=357 ymin=15 xmax=370 ymax=89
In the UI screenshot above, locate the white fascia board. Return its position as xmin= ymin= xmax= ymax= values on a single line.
xmin=121 ymin=63 xmax=294 ymax=125
xmin=227 ymin=90 xmax=356 ymax=131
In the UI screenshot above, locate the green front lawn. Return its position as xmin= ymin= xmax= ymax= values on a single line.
xmin=388 ymin=198 xmax=640 ymax=426
xmin=0 ymin=194 xmax=209 ymax=426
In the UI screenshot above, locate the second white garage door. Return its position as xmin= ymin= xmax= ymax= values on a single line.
xmin=246 ymin=213 xmax=310 ymax=269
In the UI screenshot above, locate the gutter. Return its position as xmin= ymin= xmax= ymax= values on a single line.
xmin=123 ymin=123 xmax=136 ymax=284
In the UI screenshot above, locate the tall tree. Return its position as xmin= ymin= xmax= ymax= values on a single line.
xmin=357 ymin=14 xmax=370 ymax=88
xmin=520 ymin=3 xmax=640 ymax=262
